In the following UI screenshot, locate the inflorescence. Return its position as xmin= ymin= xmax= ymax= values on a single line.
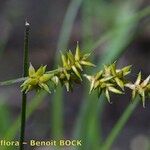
xmin=21 ymin=43 xmax=95 ymax=93
xmin=21 ymin=43 xmax=150 ymax=107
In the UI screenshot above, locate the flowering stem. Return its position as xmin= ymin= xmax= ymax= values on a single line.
xmin=101 ymin=98 xmax=140 ymax=150
xmin=19 ymin=21 xmax=30 ymax=150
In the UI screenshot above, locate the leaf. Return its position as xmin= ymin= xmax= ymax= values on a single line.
xmin=0 ymin=77 xmax=27 ymax=86
xmin=0 ymin=99 xmax=11 ymax=136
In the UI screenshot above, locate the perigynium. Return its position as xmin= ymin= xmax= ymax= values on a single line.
xmin=126 ymin=72 xmax=150 ymax=107
xmin=21 ymin=42 xmax=95 ymax=93
xmin=19 ymin=42 xmax=150 ymax=107
xmin=19 ymin=49 xmax=150 ymax=108
xmin=58 ymin=42 xmax=95 ymax=91
xmin=84 ymin=62 xmax=132 ymax=103
xmin=21 ymin=63 xmax=58 ymax=93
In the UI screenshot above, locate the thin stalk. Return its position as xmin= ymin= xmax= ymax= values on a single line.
xmin=0 ymin=68 xmax=62 ymax=86
xmin=19 ymin=21 xmax=30 ymax=150
xmin=0 ymin=77 xmax=27 ymax=86
xmin=101 ymin=98 xmax=140 ymax=150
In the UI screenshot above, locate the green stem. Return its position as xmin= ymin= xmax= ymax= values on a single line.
xmin=101 ymin=98 xmax=140 ymax=150
xmin=19 ymin=21 xmax=30 ymax=150
xmin=0 ymin=77 xmax=27 ymax=86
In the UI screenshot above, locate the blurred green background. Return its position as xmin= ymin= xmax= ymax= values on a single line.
xmin=0 ymin=0 xmax=149 ymax=150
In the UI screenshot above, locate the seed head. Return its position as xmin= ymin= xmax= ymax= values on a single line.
xmin=59 ymin=42 xmax=95 ymax=91
xmin=126 ymin=72 xmax=150 ymax=107
xmin=85 ymin=63 xmax=131 ymax=103
xmin=21 ymin=63 xmax=56 ymax=93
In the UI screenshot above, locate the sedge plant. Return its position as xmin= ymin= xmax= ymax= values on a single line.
xmin=0 ymin=20 xmax=150 ymax=150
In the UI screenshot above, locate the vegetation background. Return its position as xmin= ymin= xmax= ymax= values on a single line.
xmin=0 ymin=0 xmax=149 ymax=150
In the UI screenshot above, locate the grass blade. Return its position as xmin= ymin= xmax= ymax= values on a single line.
xmin=74 ymin=2 xmax=147 ymax=149
xmin=3 ymin=90 xmax=47 ymax=150
xmin=57 ymin=0 xmax=83 ymax=52
xmin=52 ymin=0 xmax=83 ymax=139
xmin=0 ymin=98 xmax=11 ymax=137
xmin=101 ymin=99 xmax=140 ymax=150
